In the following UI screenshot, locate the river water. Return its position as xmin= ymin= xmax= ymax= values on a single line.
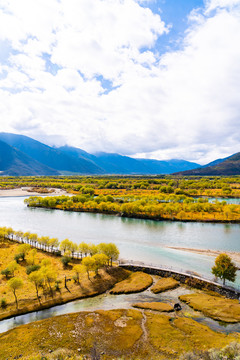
xmin=0 ymin=196 xmax=240 ymax=284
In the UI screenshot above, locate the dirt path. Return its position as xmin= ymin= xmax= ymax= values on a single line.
xmin=140 ymin=310 xmax=148 ymax=342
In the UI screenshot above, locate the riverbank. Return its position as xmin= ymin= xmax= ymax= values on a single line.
xmin=0 ymin=187 xmax=68 ymax=197
xmin=0 ymin=239 xmax=129 ymax=322
xmin=167 ymin=246 xmax=240 ymax=265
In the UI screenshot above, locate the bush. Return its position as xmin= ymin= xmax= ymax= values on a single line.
xmin=14 ymin=252 xmax=24 ymax=263
xmin=26 ymin=264 xmax=41 ymax=275
xmin=54 ymin=250 xmax=61 ymax=257
xmin=55 ymin=280 xmax=61 ymax=291
xmin=0 ymin=298 xmax=7 ymax=309
xmin=1 ymin=268 xmax=11 ymax=279
xmin=61 ymin=256 xmax=71 ymax=268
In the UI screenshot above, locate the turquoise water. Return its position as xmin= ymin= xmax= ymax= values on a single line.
xmin=0 ymin=196 xmax=239 ymax=284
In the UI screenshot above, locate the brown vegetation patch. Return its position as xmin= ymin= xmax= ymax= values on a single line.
xmin=151 ymin=277 xmax=179 ymax=293
xmin=179 ymin=293 xmax=240 ymax=323
xmin=109 ymin=271 xmax=153 ymax=294
xmin=133 ymin=301 xmax=174 ymax=312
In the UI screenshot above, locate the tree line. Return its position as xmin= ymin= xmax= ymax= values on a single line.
xmin=25 ymin=193 xmax=240 ymax=223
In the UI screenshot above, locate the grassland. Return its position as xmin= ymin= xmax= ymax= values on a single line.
xmin=0 ymin=308 xmax=239 ymax=360
xmin=151 ymin=277 xmax=179 ymax=294
xmin=132 ymin=301 xmax=174 ymax=312
xmin=0 ymin=239 xmax=129 ymax=320
xmin=179 ymin=293 xmax=240 ymax=323
xmin=109 ymin=271 xmax=153 ymax=294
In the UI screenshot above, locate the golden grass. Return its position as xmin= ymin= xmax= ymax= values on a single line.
xmin=109 ymin=271 xmax=153 ymax=294
xmin=0 ymin=309 xmax=239 ymax=360
xmin=0 ymin=309 xmax=144 ymax=360
xmin=146 ymin=312 xmax=240 ymax=357
xmin=151 ymin=277 xmax=179 ymax=293
xmin=179 ymin=293 xmax=240 ymax=323
xmin=133 ymin=301 xmax=174 ymax=312
xmin=0 ymin=239 xmax=130 ymax=320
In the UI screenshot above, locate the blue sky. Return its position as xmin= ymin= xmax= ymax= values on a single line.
xmin=0 ymin=0 xmax=240 ymax=164
xmin=142 ymin=0 xmax=205 ymax=51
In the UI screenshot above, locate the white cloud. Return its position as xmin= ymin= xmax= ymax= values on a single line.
xmin=0 ymin=0 xmax=240 ymax=164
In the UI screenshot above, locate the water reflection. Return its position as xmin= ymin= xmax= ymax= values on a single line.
xmin=224 ymin=224 xmax=232 ymax=233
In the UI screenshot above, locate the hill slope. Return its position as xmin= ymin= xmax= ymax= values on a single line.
xmin=0 ymin=133 xmax=103 ymax=174
xmin=0 ymin=140 xmax=59 ymax=176
xmin=175 ymin=152 xmax=240 ymax=176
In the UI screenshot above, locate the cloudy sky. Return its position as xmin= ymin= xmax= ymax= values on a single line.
xmin=0 ymin=0 xmax=240 ymax=164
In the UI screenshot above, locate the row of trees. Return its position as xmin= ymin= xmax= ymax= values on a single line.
xmin=0 ymin=226 xmax=119 ymax=264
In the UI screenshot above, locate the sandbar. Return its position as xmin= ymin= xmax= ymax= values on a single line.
xmin=167 ymin=246 xmax=240 ymax=265
xmin=0 ymin=187 xmax=68 ymax=197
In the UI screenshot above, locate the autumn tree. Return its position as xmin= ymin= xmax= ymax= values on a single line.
xmin=78 ymin=242 xmax=89 ymax=258
xmin=212 ymin=253 xmax=237 ymax=285
xmin=72 ymin=264 xmax=86 ymax=284
xmin=99 ymin=243 xmax=119 ymax=266
xmin=41 ymin=266 xmax=57 ymax=298
xmin=92 ymin=253 xmax=108 ymax=275
xmin=27 ymin=248 xmax=38 ymax=265
xmin=8 ymin=277 xmax=23 ymax=309
xmin=29 ymin=233 xmax=38 ymax=247
xmin=60 ymin=239 xmax=72 ymax=254
xmin=7 ymin=261 xmax=19 ymax=276
xmin=82 ymin=256 xmax=95 ymax=280
xmin=29 ymin=270 xmax=44 ymax=304
xmin=16 ymin=243 xmax=31 ymax=261
xmin=49 ymin=238 xmax=59 ymax=252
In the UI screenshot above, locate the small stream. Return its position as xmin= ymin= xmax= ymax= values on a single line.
xmin=1 ymin=283 xmax=240 ymax=335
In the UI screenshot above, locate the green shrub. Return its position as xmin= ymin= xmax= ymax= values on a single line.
xmin=61 ymin=256 xmax=71 ymax=268
xmin=1 ymin=268 xmax=11 ymax=279
xmin=14 ymin=252 xmax=24 ymax=263
xmin=26 ymin=264 xmax=41 ymax=275
xmin=0 ymin=298 xmax=7 ymax=308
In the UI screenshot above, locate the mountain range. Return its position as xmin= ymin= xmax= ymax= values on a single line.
xmin=0 ymin=132 xmax=200 ymax=176
xmin=175 ymin=152 xmax=240 ymax=176
xmin=1 ymin=132 xmax=239 ymax=176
